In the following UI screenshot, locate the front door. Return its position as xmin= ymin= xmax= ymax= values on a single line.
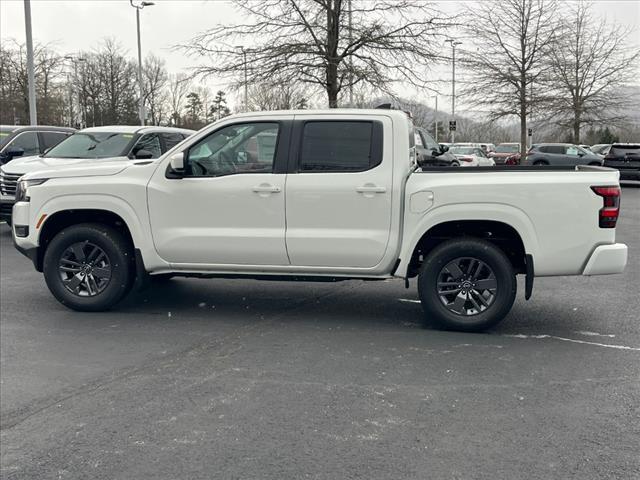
xmin=285 ymin=117 xmax=393 ymax=268
xmin=147 ymin=119 xmax=291 ymax=266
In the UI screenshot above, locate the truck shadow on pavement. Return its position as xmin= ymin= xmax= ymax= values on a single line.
xmin=114 ymin=276 xmax=609 ymax=338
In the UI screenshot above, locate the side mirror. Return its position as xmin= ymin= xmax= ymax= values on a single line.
xmin=3 ymin=146 xmax=25 ymax=161
xmin=135 ymin=149 xmax=154 ymax=159
xmin=169 ymin=152 xmax=185 ymax=173
xmin=440 ymin=144 xmax=449 ymax=153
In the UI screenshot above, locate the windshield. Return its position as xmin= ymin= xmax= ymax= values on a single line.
xmin=44 ymin=132 xmax=135 ymax=159
xmin=495 ymin=144 xmax=519 ymax=153
xmin=449 ymin=147 xmax=475 ymax=155
xmin=0 ymin=128 xmax=18 ymax=148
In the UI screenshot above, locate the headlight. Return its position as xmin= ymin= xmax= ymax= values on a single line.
xmin=15 ymin=178 xmax=48 ymax=203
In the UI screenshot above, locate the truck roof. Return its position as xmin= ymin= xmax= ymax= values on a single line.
xmin=79 ymin=126 xmax=196 ymax=135
xmin=228 ymin=108 xmax=412 ymax=119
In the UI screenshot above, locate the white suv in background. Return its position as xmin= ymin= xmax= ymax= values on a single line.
xmin=0 ymin=126 xmax=195 ymax=224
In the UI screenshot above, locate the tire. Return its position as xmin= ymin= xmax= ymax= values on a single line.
xmin=5 ymin=217 xmax=11 ymax=227
xmin=533 ymin=160 xmax=548 ymax=166
xmin=417 ymin=238 xmax=516 ymax=332
xmin=588 ymin=161 xmax=601 ymax=166
xmin=43 ymin=223 xmax=134 ymax=311
xmin=450 ymin=161 xmax=460 ymax=167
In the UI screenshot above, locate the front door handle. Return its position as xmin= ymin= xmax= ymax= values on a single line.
xmin=356 ymin=185 xmax=387 ymax=194
xmin=252 ymin=184 xmax=281 ymax=194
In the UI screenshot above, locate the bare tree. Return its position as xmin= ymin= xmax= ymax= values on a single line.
xmin=143 ymin=54 xmax=169 ymax=125
xmin=179 ymin=0 xmax=451 ymax=108
xmin=544 ymin=2 xmax=640 ymax=143
xmin=168 ymin=73 xmax=190 ymax=126
xmin=460 ymin=0 xmax=558 ymax=153
xmin=96 ymin=39 xmax=137 ymax=124
xmin=247 ymin=78 xmax=310 ymax=111
xmin=0 ymin=39 xmax=66 ymax=125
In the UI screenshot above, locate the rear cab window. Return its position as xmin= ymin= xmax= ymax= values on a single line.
xmin=298 ymin=121 xmax=383 ymax=172
xmin=609 ymin=145 xmax=640 ymax=157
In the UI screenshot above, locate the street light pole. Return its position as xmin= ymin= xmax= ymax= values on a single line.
xmin=348 ymin=0 xmax=353 ymax=106
xmin=434 ymin=96 xmax=438 ymax=143
xmin=445 ymin=39 xmax=462 ymax=143
xmin=23 ymin=0 xmax=37 ymax=125
xmin=130 ymin=1 xmax=154 ymax=126
xmin=236 ymin=46 xmax=248 ymax=111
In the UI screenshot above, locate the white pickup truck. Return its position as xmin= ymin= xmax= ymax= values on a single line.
xmin=11 ymin=109 xmax=628 ymax=331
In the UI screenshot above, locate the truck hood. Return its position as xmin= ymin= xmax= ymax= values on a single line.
xmin=18 ymin=156 xmax=133 ymax=181
xmin=2 ymin=155 xmax=130 ymax=176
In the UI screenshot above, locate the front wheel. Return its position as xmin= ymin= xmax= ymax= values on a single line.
xmin=418 ymin=238 xmax=516 ymax=332
xmin=43 ymin=223 xmax=134 ymax=311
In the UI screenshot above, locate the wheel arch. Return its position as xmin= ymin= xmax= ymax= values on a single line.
xmin=35 ymin=209 xmax=135 ymax=272
xmin=396 ymin=205 xmax=538 ymax=278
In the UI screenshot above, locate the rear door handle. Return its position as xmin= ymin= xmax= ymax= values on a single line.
xmin=356 ymin=185 xmax=386 ymax=194
xmin=252 ymin=184 xmax=281 ymax=193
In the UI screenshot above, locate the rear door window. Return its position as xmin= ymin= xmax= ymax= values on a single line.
xmin=161 ymin=132 xmax=185 ymax=152
xmin=299 ymin=121 xmax=382 ymax=172
xmin=540 ymin=145 xmax=564 ymax=154
xmin=132 ymin=133 xmax=162 ymax=158
xmin=566 ymin=146 xmax=580 ymax=156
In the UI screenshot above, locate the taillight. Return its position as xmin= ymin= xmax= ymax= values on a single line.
xmin=591 ymin=186 xmax=620 ymax=228
xmin=460 ymin=156 xmax=474 ymax=162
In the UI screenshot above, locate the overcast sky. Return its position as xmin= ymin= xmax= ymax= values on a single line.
xmin=1 ymin=0 xmax=638 ymax=109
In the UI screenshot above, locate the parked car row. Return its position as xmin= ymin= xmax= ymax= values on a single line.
xmin=0 ymin=125 xmax=75 ymax=163
xmin=0 ymin=125 xmax=195 ymax=224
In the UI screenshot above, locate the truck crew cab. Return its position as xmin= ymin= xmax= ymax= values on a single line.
xmin=11 ymin=109 xmax=628 ymax=332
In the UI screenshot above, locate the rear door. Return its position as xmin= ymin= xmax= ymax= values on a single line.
xmin=285 ymin=115 xmax=393 ymax=268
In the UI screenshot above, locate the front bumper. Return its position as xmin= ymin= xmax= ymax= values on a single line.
xmin=582 ymin=243 xmax=628 ymax=276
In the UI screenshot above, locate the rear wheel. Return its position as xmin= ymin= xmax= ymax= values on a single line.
xmin=43 ymin=223 xmax=134 ymax=311
xmin=533 ymin=160 xmax=548 ymax=166
xmin=588 ymin=161 xmax=602 ymax=166
xmin=450 ymin=161 xmax=460 ymax=167
xmin=418 ymin=238 xmax=516 ymax=332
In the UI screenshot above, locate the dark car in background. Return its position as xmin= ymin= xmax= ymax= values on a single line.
xmin=604 ymin=143 xmax=640 ymax=181
xmin=414 ymin=127 xmax=458 ymax=167
xmin=489 ymin=142 xmax=520 ymax=165
xmin=0 ymin=125 xmax=75 ymax=164
xmin=522 ymin=143 xmax=603 ymax=166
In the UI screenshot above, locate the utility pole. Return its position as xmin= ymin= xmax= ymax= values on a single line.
xmin=445 ymin=39 xmax=462 ymax=143
xmin=348 ymin=0 xmax=353 ymax=106
xmin=434 ymin=96 xmax=439 ymax=143
xmin=24 ymin=0 xmax=37 ymax=125
xmin=130 ymin=1 xmax=155 ymax=126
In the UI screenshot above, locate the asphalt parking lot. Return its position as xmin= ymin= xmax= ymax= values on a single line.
xmin=1 ymin=186 xmax=639 ymax=480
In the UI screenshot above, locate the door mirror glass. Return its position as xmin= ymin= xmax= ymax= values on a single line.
xmin=169 ymin=152 xmax=185 ymax=173
xmin=135 ymin=149 xmax=154 ymax=159
xmin=440 ymin=144 xmax=449 ymax=153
